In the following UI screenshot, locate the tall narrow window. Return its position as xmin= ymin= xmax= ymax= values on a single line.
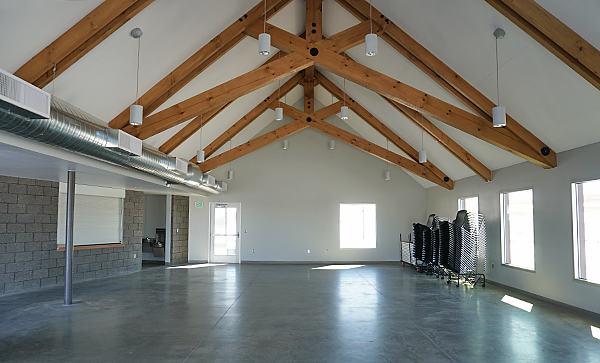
xmin=340 ymin=204 xmax=376 ymax=249
xmin=458 ymin=196 xmax=479 ymax=215
xmin=572 ymin=180 xmax=600 ymax=284
xmin=501 ymin=189 xmax=535 ymax=270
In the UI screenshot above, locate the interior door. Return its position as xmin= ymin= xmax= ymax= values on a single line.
xmin=210 ymin=202 xmax=241 ymax=263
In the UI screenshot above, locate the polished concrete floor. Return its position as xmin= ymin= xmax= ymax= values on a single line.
xmin=0 ymin=264 xmax=599 ymax=363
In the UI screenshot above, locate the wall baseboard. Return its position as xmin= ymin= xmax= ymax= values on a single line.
xmin=487 ymin=279 xmax=600 ymax=321
xmin=239 ymin=260 xmax=401 ymax=265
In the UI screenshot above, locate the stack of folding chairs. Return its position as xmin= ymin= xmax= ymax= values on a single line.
xmin=410 ymin=211 xmax=487 ymax=287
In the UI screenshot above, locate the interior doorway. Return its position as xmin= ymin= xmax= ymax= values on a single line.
xmin=142 ymin=194 xmax=167 ymax=266
xmin=209 ymin=202 xmax=241 ymax=264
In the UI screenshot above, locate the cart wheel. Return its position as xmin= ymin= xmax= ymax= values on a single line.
xmin=446 ymin=280 xmax=451 ymax=284
xmin=482 ymin=283 xmax=485 ymax=287
xmin=456 ymin=284 xmax=459 ymax=288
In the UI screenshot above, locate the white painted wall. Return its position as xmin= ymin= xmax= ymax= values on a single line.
xmin=189 ymin=123 xmax=426 ymax=263
xmin=143 ymin=194 xmax=166 ymax=239
xmin=426 ymin=141 xmax=600 ymax=315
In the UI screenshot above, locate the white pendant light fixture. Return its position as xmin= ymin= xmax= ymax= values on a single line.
xmin=275 ymin=53 xmax=283 ymax=120
xmin=129 ymin=28 xmax=143 ymax=126
xmin=258 ymin=0 xmax=270 ymax=56
xmin=385 ymin=140 xmax=391 ymax=181
xmin=227 ymin=140 xmax=234 ymax=180
xmin=197 ymin=114 xmax=205 ymax=163
xmin=365 ymin=0 xmax=378 ymax=56
xmin=419 ymin=113 xmax=427 ymax=163
xmin=493 ymin=28 xmax=506 ymax=128
xmin=340 ymin=77 xmax=349 ymax=120
xmin=329 ymin=139 xmax=335 ymax=150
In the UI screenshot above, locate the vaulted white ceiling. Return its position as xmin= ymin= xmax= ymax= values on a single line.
xmin=1 ymin=0 xmax=600 ymax=188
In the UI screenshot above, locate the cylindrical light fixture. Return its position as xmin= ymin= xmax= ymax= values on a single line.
xmin=197 ymin=150 xmax=205 ymax=163
xmin=340 ymin=106 xmax=349 ymax=120
xmin=419 ymin=150 xmax=427 ymax=164
xmin=493 ymin=106 xmax=506 ymax=128
xmin=129 ymin=104 xmax=143 ymax=126
xmin=493 ymin=28 xmax=507 ymax=128
xmin=283 ymin=139 xmax=288 ymax=150
xmin=227 ymin=170 xmax=234 ymax=180
xmin=385 ymin=171 xmax=391 ymax=181
xmin=258 ymin=33 xmax=271 ymax=56
xmin=129 ymin=28 xmax=143 ymax=126
xmin=275 ymin=107 xmax=283 ymax=121
xmin=365 ymin=33 xmax=378 ymax=56
xmin=329 ymin=139 xmax=335 ymax=150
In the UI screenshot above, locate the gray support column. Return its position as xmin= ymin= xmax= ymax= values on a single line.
xmin=64 ymin=170 xmax=76 ymax=305
xmin=165 ymin=195 xmax=172 ymax=266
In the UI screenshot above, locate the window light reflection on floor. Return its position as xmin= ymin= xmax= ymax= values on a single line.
xmin=592 ymin=326 xmax=600 ymax=340
xmin=167 ymin=263 xmax=225 ymax=269
xmin=501 ymin=295 xmax=533 ymax=312
xmin=312 ymin=265 xmax=365 ymax=270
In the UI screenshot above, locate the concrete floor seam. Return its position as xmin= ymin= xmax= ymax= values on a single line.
xmin=181 ymin=266 xmax=265 ymax=363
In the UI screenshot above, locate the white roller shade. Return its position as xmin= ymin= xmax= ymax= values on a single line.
xmin=57 ymin=185 xmax=123 ymax=247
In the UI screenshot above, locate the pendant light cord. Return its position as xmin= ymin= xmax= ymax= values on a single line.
xmin=278 ymin=51 xmax=281 ymax=107
xmin=199 ymin=114 xmax=203 ymax=152
xmin=343 ymin=78 xmax=346 ymax=106
xmin=386 ymin=139 xmax=389 ymax=172
xmin=495 ymin=36 xmax=500 ymax=106
xmin=229 ymin=140 xmax=232 ymax=171
xmin=370 ymin=0 xmax=373 ymax=34
xmin=51 ymin=63 xmax=56 ymax=100
xmin=421 ymin=113 xmax=424 ymax=150
xmin=264 ymin=0 xmax=266 ymax=33
xmin=135 ymin=36 xmax=141 ymax=105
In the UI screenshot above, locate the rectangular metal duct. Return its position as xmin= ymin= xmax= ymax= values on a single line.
xmin=0 ymin=68 xmax=50 ymax=119
xmin=106 ymin=129 xmax=142 ymax=156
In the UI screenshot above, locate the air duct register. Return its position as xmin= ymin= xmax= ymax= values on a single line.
xmin=0 ymin=68 xmax=50 ymax=119
xmin=167 ymin=157 xmax=189 ymax=175
xmin=202 ymin=174 xmax=216 ymax=187
xmin=106 ymin=129 xmax=143 ymax=156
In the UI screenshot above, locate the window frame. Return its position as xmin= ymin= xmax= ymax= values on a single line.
xmin=571 ymin=179 xmax=600 ymax=285
xmin=458 ymin=195 xmax=479 ymax=214
xmin=500 ymin=188 xmax=536 ymax=271
xmin=339 ymin=203 xmax=377 ymax=250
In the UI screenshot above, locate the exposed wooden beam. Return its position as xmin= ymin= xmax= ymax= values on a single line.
xmin=486 ymin=0 xmax=600 ymax=92
xmin=109 ymin=0 xmax=293 ymax=130
xmin=316 ymin=73 xmax=453 ymax=188
xmin=334 ymin=0 xmax=556 ymax=169
xmin=197 ymin=120 xmax=308 ymax=172
xmin=247 ymin=22 xmax=554 ymax=168
xmin=158 ymin=103 xmax=229 ymax=155
xmin=313 ymin=100 xmax=343 ymax=120
xmin=124 ymin=53 xmax=313 ymax=139
xmin=306 ymin=0 xmax=323 ymax=43
xmin=317 ymin=20 xmax=383 ymax=54
xmin=158 ymin=50 xmax=289 ymax=155
xmin=303 ymin=74 xmax=315 ymax=113
xmin=195 ymin=72 xmax=303 ymax=162
xmin=15 ymin=0 xmax=155 ymax=89
xmin=308 ymin=120 xmax=453 ymax=190
xmin=388 ymin=100 xmax=493 ymax=182
xmin=315 ymin=61 xmax=491 ymax=182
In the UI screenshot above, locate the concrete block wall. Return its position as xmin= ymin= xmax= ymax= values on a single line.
xmin=170 ymin=195 xmax=189 ymax=265
xmin=0 ymin=175 xmax=142 ymax=294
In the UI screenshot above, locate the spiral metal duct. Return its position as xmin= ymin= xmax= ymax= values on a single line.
xmin=0 ymin=97 xmax=224 ymax=194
